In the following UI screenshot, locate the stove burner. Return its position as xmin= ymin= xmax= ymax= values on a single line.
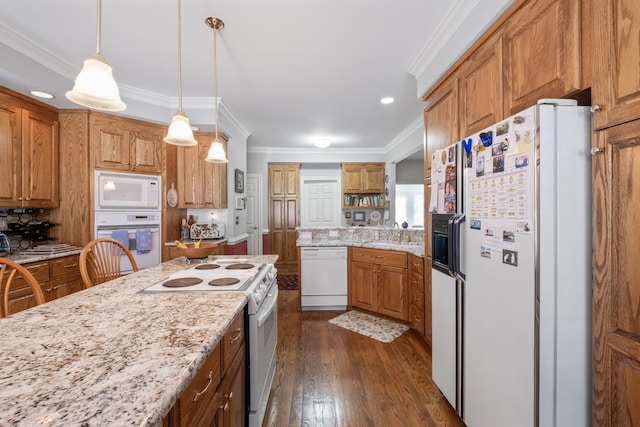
xmin=225 ymin=263 xmax=254 ymax=270
xmin=162 ymin=277 xmax=203 ymax=288
xmin=209 ymin=277 xmax=241 ymax=287
xmin=194 ymin=263 xmax=220 ymax=270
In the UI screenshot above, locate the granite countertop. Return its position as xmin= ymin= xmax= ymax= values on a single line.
xmin=2 ymin=247 xmax=83 ymax=264
xmin=0 ymin=256 xmax=275 ymax=426
xmin=298 ymin=238 xmax=424 ymax=257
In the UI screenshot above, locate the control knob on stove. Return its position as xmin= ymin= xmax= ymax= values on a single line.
xmin=254 ymin=288 xmax=264 ymax=303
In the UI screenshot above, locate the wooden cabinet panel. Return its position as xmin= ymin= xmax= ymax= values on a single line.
xmin=424 ymin=76 xmax=458 ymax=178
xmin=222 ymin=311 xmax=244 ymax=373
xmin=342 ymin=167 xmax=362 ymax=193
xmin=218 ymin=342 xmax=246 ymax=427
xmin=408 ymin=254 xmax=425 ymax=335
xmin=268 ymin=163 xmax=300 ymax=274
xmin=91 ymin=114 xmax=164 ymax=174
xmin=349 ymin=260 xmax=377 ymax=311
xmin=592 ymin=120 xmax=640 ymax=426
xmin=424 ymin=256 xmax=432 ymax=347
xmin=351 ymin=247 xmax=406 ymax=268
xmin=377 ymin=265 xmax=408 ymax=320
xmin=460 ymin=31 xmax=504 ymax=136
xmin=592 ymin=0 xmax=640 ymax=129
xmin=503 ymin=0 xmax=581 ymax=115
xmin=0 ymin=90 xmax=59 ymax=208
xmin=362 ymin=165 xmax=385 ymax=193
xmin=176 ymin=133 xmax=227 ymax=208
xmin=179 ymin=344 xmax=222 ymax=427
xmin=341 ymin=163 xmax=385 ymax=208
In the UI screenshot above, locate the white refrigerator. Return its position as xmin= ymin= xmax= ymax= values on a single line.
xmin=429 ymin=99 xmax=592 ymax=426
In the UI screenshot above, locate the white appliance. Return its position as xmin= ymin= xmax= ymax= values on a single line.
xmin=300 ymin=246 xmax=348 ymax=310
xmin=94 ymin=211 xmax=162 ymax=272
xmin=430 ymin=99 xmax=592 ymax=426
xmin=142 ymin=260 xmax=279 ymax=427
xmin=95 ymin=171 xmax=160 ymax=210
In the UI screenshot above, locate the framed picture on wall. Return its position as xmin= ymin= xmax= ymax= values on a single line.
xmin=234 ymin=169 xmax=244 ymax=193
xmin=354 ymin=211 xmax=365 ymax=222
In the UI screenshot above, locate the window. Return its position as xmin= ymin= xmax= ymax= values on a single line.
xmin=395 ymin=184 xmax=424 ymax=228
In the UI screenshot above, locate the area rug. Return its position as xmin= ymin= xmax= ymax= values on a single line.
xmin=329 ymin=310 xmax=409 ymax=343
xmin=276 ymin=274 xmax=299 ymax=290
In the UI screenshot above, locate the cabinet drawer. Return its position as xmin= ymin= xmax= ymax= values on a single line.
xmin=410 ymin=288 xmax=424 ymax=307
xmin=410 ymin=273 xmax=424 ymax=293
xmin=11 ymin=261 xmax=49 ymax=290
xmin=179 ymin=344 xmax=222 ymax=427
xmin=50 ymin=255 xmax=80 ymax=278
xmin=409 ymin=302 xmax=425 ymax=335
xmin=409 ymin=255 xmax=424 ymax=275
xmin=351 ymin=247 xmax=407 ymax=268
xmin=222 ymin=311 xmax=245 ymax=372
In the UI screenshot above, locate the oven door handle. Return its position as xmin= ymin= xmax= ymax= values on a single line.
xmin=257 ymin=287 xmax=278 ymax=327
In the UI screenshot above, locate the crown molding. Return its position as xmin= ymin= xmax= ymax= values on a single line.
xmin=384 ymin=115 xmax=423 ymax=152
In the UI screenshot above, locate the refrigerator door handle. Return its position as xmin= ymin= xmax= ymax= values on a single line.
xmin=451 ymin=213 xmax=466 ymax=281
xmin=447 ymin=215 xmax=456 ymax=278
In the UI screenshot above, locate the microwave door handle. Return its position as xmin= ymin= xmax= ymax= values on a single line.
xmin=452 ymin=213 xmax=466 ymax=281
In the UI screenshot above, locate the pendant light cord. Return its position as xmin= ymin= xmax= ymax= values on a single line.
xmin=214 ymin=25 xmax=219 ymax=138
xmin=177 ymin=0 xmax=184 ymax=112
xmin=96 ymin=0 xmax=102 ymax=54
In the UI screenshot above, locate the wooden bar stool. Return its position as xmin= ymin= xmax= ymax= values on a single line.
xmin=80 ymin=238 xmax=138 ymax=288
xmin=0 ymin=258 xmax=46 ymax=318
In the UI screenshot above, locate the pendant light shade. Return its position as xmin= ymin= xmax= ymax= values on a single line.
xmin=66 ymin=0 xmax=126 ymax=112
xmin=204 ymin=17 xmax=228 ymax=163
xmin=164 ymin=0 xmax=198 ymax=146
xmin=165 ymin=111 xmax=197 ymax=146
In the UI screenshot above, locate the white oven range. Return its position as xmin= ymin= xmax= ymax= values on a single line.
xmin=94 ymin=211 xmax=161 ymax=273
xmin=142 ymin=259 xmax=278 ymax=427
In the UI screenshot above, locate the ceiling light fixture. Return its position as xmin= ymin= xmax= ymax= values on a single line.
xmin=380 ymin=97 xmax=394 ymax=104
xmin=315 ymin=137 xmax=331 ymax=148
xmin=205 ymin=17 xmax=228 ymax=163
xmin=164 ymin=0 xmax=198 ymax=146
xmin=66 ymin=0 xmax=126 ymax=112
xmin=30 ymin=91 xmax=54 ymax=99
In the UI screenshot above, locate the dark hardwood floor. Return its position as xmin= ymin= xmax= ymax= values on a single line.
xmin=262 ymin=290 xmax=463 ymax=427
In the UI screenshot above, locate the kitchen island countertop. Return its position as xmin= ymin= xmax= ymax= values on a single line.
xmin=0 ymin=255 xmax=274 ymax=426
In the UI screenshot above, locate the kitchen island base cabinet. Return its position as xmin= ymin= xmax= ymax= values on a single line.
xmin=165 ymin=310 xmax=246 ymax=427
xmin=348 ymin=247 xmax=408 ymax=321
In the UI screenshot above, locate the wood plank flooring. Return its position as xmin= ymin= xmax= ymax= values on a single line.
xmin=262 ymin=290 xmax=463 ymax=427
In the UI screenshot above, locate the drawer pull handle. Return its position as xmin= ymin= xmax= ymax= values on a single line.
xmin=63 ymin=263 xmax=78 ymax=268
xmin=192 ymin=371 xmax=213 ymax=403
xmin=229 ymin=329 xmax=242 ymax=344
xmin=374 ymin=255 xmax=383 ymax=258
xmin=220 ymin=401 xmax=230 ymax=412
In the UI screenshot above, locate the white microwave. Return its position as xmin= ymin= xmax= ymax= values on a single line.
xmin=95 ymin=171 xmax=161 ymax=210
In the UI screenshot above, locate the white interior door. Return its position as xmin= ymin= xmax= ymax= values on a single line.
xmin=302 ymin=179 xmax=339 ymax=227
xmin=246 ymin=174 xmax=262 ymax=255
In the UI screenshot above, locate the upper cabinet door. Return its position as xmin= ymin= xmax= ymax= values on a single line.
xmin=92 ymin=117 xmax=130 ymax=172
xmin=129 ymin=126 xmax=162 ymax=174
xmin=592 ymin=0 xmax=640 ymax=130
xmin=362 ymin=164 xmax=385 ymax=193
xmin=424 ymin=76 xmax=459 ymax=178
xmin=460 ymin=31 xmax=504 ymax=137
xmin=0 ymin=103 xmax=21 ymax=206
xmin=22 ymin=110 xmax=59 ymax=207
xmin=503 ymin=0 xmax=582 ymax=115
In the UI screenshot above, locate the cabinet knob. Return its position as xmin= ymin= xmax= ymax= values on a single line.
xmin=590 ymin=105 xmax=602 ymax=113
xmin=590 ymin=147 xmax=604 ymax=155
xmin=18 ymin=197 xmax=23 ymax=201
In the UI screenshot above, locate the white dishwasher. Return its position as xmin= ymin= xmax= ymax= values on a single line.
xmin=300 ymin=247 xmax=348 ymax=311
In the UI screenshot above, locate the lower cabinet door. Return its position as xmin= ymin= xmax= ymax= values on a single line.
xmin=349 ymin=261 xmax=377 ymax=311
xmin=377 ymin=265 xmax=408 ymax=321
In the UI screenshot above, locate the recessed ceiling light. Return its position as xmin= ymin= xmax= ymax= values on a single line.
xmin=30 ymin=90 xmax=54 ymax=99
xmin=315 ymin=137 xmax=331 ymax=148
xmin=380 ymin=97 xmax=394 ymax=104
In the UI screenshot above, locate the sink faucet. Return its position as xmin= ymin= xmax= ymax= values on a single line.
xmin=393 ymin=222 xmax=399 ymax=229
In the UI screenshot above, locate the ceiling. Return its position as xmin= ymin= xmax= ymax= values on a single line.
xmin=0 ymin=1 xmax=503 ymax=154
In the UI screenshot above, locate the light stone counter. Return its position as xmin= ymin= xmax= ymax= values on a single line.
xmin=0 ymin=255 xmax=274 ymax=426
xmin=296 ymin=226 xmax=425 ymax=258
xmin=3 ymin=247 xmax=83 ymax=264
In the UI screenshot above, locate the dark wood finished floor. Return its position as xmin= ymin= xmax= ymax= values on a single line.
xmin=262 ymin=290 xmax=464 ymax=427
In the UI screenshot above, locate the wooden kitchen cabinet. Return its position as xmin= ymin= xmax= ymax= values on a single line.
xmin=349 ymin=247 xmax=408 ymax=321
xmin=408 ymin=254 xmax=425 ymax=336
xmin=341 ymin=163 xmax=385 ymax=208
xmin=591 ymin=0 xmax=640 ymax=130
xmin=1 ymin=255 xmax=83 ymax=316
xmin=459 ymin=30 xmax=504 ymax=137
xmin=503 ymin=0 xmax=582 ymax=115
xmin=269 ymin=163 xmax=300 ymax=274
xmin=176 ymin=132 xmax=228 ymax=209
xmin=90 ymin=113 xmax=163 ymax=174
xmin=0 ymin=89 xmax=59 ymax=208
xmin=165 ymin=309 xmax=246 ymax=427
xmin=424 ymin=75 xmax=458 ymax=179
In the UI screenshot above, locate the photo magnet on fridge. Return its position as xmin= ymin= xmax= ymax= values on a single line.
xmin=503 ymin=249 xmax=518 ymax=266
xmin=470 ymin=219 xmax=481 ymax=230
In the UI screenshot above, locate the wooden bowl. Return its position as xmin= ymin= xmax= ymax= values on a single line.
xmin=174 ymin=242 xmax=217 ymax=259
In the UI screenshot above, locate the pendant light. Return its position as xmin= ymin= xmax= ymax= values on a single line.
xmin=164 ymin=0 xmax=198 ymax=146
xmin=66 ymin=0 xmax=126 ymax=111
xmin=205 ymin=17 xmax=228 ymax=163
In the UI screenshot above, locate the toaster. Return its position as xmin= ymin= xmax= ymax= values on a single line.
xmin=0 ymin=232 xmax=10 ymax=254
xmin=190 ymin=223 xmax=226 ymax=240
